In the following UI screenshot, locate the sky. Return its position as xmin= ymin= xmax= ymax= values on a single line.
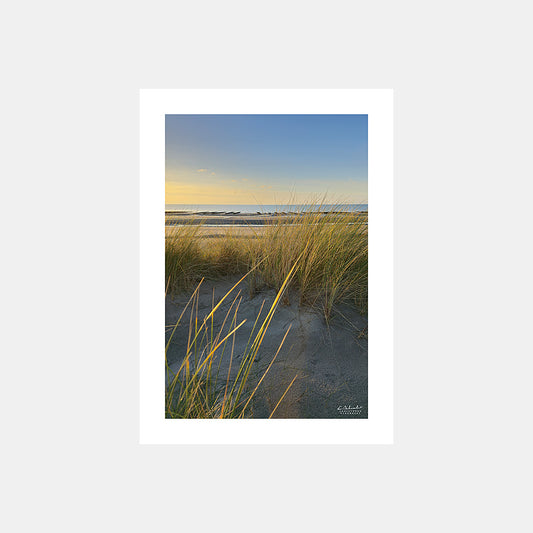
xmin=165 ymin=114 xmax=368 ymax=205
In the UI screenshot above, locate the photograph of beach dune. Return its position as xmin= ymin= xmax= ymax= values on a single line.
xmin=165 ymin=114 xmax=368 ymax=418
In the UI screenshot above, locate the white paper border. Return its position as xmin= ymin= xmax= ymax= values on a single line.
xmin=140 ymin=89 xmax=393 ymax=444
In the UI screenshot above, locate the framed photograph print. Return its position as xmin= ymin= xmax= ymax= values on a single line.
xmin=140 ymin=89 xmax=393 ymax=444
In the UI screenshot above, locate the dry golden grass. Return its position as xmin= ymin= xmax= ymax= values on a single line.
xmin=165 ymin=202 xmax=368 ymax=316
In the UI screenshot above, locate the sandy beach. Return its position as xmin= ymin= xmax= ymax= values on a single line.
xmin=166 ymin=210 xmax=368 ymax=225
xmin=165 ymin=211 xmax=368 ymax=239
xmin=165 ymin=225 xmax=266 ymax=238
xmin=166 ymin=276 xmax=368 ymax=418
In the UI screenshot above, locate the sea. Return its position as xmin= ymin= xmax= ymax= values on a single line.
xmin=165 ymin=203 xmax=368 ymax=214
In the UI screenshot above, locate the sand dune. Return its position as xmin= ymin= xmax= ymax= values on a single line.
xmin=165 ymin=277 xmax=368 ymax=419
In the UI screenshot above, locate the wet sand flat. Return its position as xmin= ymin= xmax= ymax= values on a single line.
xmin=166 ymin=213 xmax=280 ymax=226
xmin=165 ymin=211 xmax=368 ymax=227
xmin=165 ymin=225 xmax=265 ymax=238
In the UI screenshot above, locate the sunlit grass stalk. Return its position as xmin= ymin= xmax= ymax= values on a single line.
xmin=226 ymin=251 xmax=303 ymax=412
xmin=165 ymin=258 xmax=301 ymax=418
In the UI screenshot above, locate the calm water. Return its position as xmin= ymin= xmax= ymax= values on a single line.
xmin=165 ymin=203 xmax=368 ymax=214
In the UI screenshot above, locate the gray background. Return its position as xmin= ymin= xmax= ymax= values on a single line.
xmin=2 ymin=1 xmax=531 ymax=531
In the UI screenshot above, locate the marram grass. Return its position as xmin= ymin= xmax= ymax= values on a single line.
xmin=166 ymin=201 xmax=368 ymax=316
xmin=165 ymin=261 xmax=301 ymax=419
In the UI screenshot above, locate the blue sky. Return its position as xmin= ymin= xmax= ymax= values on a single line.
xmin=165 ymin=114 xmax=368 ymax=204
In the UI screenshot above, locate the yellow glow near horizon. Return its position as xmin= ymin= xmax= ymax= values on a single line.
xmin=165 ymin=181 xmax=274 ymax=204
xmin=165 ymin=177 xmax=368 ymax=206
